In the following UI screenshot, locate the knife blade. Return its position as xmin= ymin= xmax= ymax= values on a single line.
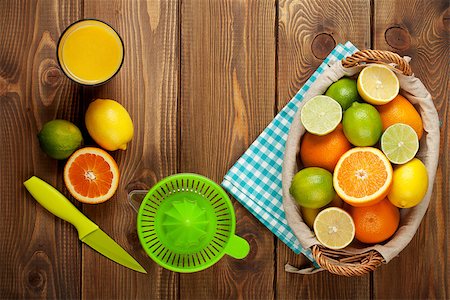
xmin=23 ymin=176 xmax=147 ymax=274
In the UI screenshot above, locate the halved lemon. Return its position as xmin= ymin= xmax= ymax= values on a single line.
xmin=64 ymin=147 xmax=120 ymax=203
xmin=333 ymin=147 xmax=393 ymax=207
xmin=300 ymin=95 xmax=342 ymax=136
xmin=313 ymin=207 xmax=355 ymax=250
xmin=357 ymin=65 xmax=399 ymax=105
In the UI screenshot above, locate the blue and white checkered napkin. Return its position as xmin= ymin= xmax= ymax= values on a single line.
xmin=222 ymin=42 xmax=358 ymax=262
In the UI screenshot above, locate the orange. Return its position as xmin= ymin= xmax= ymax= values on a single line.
xmin=300 ymin=124 xmax=352 ymax=172
xmin=376 ymin=94 xmax=423 ymax=139
xmin=349 ymin=198 xmax=400 ymax=244
xmin=333 ymin=147 xmax=393 ymax=207
xmin=64 ymin=147 xmax=120 ymax=203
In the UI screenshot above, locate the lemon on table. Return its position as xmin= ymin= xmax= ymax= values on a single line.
xmin=38 ymin=119 xmax=83 ymax=159
xmin=388 ymin=158 xmax=428 ymax=208
xmin=325 ymin=77 xmax=362 ymax=110
xmin=357 ymin=64 xmax=399 ymax=105
xmin=85 ymin=99 xmax=134 ymax=151
xmin=300 ymin=95 xmax=342 ymax=135
xmin=342 ymin=102 xmax=383 ymax=146
xmin=313 ymin=207 xmax=355 ymax=250
xmin=381 ymin=123 xmax=419 ymax=164
xmin=289 ymin=167 xmax=336 ymax=209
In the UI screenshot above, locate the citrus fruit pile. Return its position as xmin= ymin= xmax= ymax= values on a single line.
xmin=290 ymin=65 xmax=428 ymax=249
xmin=37 ymin=99 xmax=134 ymax=204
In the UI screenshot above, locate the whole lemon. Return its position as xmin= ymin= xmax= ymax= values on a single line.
xmin=290 ymin=167 xmax=335 ymax=209
xmin=388 ymin=158 xmax=428 ymax=208
xmin=85 ymin=99 xmax=134 ymax=151
xmin=38 ymin=119 xmax=83 ymax=159
xmin=342 ymin=102 xmax=382 ymax=146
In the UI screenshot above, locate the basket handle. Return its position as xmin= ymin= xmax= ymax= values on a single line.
xmin=312 ymin=245 xmax=385 ymax=276
xmin=342 ymin=49 xmax=413 ymax=76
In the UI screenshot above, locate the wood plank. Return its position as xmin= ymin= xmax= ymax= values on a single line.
xmin=276 ymin=0 xmax=372 ymax=298
xmin=0 ymin=0 xmax=82 ymax=298
xmin=373 ymin=0 xmax=449 ymax=298
xmin=81 ymin=0 xmax=179 ymax=299
xmin=179 ymin=0 xmax=276 ymax=298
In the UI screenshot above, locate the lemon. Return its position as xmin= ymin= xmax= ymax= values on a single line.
xmin=313 ymin=207 xmax=355 ymax=250
xmin=325 ymin=78 xmax=362 ymax=110
xmin=357 ymin=65 xmax=399 ymax=105
xmin=388 ymin=158 xmax=428 ymax=208
xmin=289 ymin=167 xmax=335 ymax=209
xmin=85 ymin=99 xmax=134 ymax=151
xmin=38 ymin=119 xmax=83 ymax=159
xmin=301 ymin=194 xmax=343 ymax=228
xmin=300 ymin=95 xmax=342 ymax=135
xmin=381 ymin=123 xmax=419 ymax=164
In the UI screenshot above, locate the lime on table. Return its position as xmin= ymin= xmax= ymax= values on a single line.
xmin=313 ymin=207 xmax=355 ymax=250
xmin=343 ymin=102 xmax=383 ymax=146
xmin=381 ymin=123 xmax=419 ymax=164
xmin=325 ymin=78 xmax=361 ymax=110
xmin=300 ymin=95 xmax=342 ymax=135
xmin=357 ymin=64 xmax=399 ymax=105
xmin=289 ymin=167 xmax=335 ymax=209
xmin=38 ymin=119 xmax=83 ymax=160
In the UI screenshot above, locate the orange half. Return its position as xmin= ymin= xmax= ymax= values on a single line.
xmin=64 ymin=147 xmax=119 ymax=204
xmin=333 ymin=147 xmax=393 ymax=207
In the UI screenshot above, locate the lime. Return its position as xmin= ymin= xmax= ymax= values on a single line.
xmin=289 ymin=167 xmax=335 ymax=209
xmin=300 ymin=95 xmax=342 ymax=135
xmin=313 ymin=207 xmax=355 ymax=250
xmin=300 ymin=206 xmax=320 ymax=228
xmin=388 ymin=158 xmax=428 ymax=208
xmin=38 ymin=120 xmax=83 ymax=159
xmin=325 ymin=78 xmax=362 ymax=110
xmin=85 ymin=99 xmax=134 ymax=151
xmin=357 ymin=65 xmax=399 ymax=105
xmin=381 ymin=123 xmax=419 ymax=164
xmin=342 ymin=102 xmax=382 ymax=146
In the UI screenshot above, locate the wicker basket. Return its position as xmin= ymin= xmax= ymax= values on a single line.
xmin=282 ymin=50 xmax=438 ymax=276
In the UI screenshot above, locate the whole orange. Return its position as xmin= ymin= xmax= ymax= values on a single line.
xmin=300 ymin=124 xmax=351 ymax=172
xmin=376 ymin=94 xmax=423 ymax=139
xmin=348 ymin=198 xmax=400 ymax=244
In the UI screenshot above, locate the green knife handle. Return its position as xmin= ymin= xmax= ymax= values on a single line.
xmin=24 ymin=176 xmax=98 ymax=239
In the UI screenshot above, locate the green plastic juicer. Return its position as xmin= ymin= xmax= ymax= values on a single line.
xmin=136 ymin=173 xmax=250 ymax=273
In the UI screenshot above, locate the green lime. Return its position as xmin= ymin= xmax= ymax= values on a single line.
xmin=381 ymin=123 xmax=419 ymax=164
xmin=38 ymin=120 xmax=83 ymax=159
xmin=342 ymin=102 xmax=382 ymax=146
xmin=300 ymin=95 xmax=342 ymax=136
xmin=325 ymin=78 xmax=362 ymax=110
xmin=289 ymin=167 xmax=336 ymax=209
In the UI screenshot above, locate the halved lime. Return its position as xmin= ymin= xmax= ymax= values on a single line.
xmin=313 ymin=207 xmax=355 ymax=250
xmin=300 ymin=95 xmax=342 ymax=135
xmin=381 ymin=123 xmax=419 ymax=164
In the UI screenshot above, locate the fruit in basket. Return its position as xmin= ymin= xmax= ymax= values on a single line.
xmin=357 ymin=64 xmax=399 ymax=105
xmin=300 ymin=124 xmax=351 ymax=172
xmin=333 ymin=147 xmax=393 ymax=207
xmin=325 ymin=78 xmax=362 ymax=110
xmin=376 ymin=94 xmax=424 ymax=139
xmin=388 ymin=158 xmax=428 ymax=208
xmin=301 ymin=194 xmax=343 ymax=228
xmin=64 ymin=147 xmax=120 ymax=203
xmin=290 ymin=167 xmax=335 ymax=209
xmin=313 ymin=207 xmax=355 ymax=249
xmin=38 ymin=119 xmax=83 ymax=160
xmin=381 ymin=123 xmax=419 ymax=164
xmin=300 ymin=95 xmax=342 ymax=135
xmin=342 ymin=102 xmax=383 ymax=146
xmin=85 ymin=99 xmax=134 ymax=151
xmin=349 ymin=198 xmax=400 ymax=244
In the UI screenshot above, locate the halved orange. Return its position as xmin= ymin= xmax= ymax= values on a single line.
xmin=64 ymin=147 xmax=119 ymax=203
xmin=333 ymin=147 xmax=393 ymax=207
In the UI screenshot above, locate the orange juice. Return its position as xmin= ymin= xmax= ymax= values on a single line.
xmin=57 ymin=20 xmax=124 ymax=85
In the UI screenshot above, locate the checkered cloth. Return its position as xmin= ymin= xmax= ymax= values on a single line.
xmin=222 ymin=42 xmax=358 ymax=262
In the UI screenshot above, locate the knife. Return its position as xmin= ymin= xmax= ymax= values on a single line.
xmin=24 ymin=176 xmax=147 ymax=274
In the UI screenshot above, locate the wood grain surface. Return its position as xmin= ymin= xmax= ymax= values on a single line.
xmin=0 ymin=0 xmax=448 ymax=299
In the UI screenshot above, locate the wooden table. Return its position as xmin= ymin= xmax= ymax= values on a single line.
xmin=1 ymin=0 xmax=448 ymax=299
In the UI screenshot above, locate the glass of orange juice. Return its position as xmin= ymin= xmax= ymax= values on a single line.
xmin=57 ymin=19 xmax=124 ymax=85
